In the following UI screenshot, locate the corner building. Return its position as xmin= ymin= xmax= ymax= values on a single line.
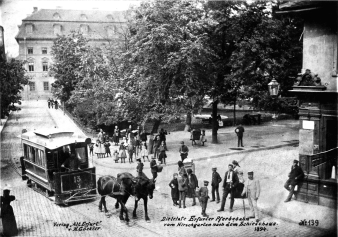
xmin=15 ymin=8 xmax=126 ymax=100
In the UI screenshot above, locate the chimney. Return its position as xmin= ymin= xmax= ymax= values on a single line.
xmin=33 ymin=7 xmax=38 ymax=13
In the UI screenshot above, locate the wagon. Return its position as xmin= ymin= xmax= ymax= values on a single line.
xmin=18 ymin=128 xmax=96 ymax=205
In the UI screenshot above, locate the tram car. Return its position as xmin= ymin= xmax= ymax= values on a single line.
xmin=18 ymin=129 xmax=96 ymax=205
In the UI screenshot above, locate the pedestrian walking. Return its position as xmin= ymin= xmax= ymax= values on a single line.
xmin=169 ymin=173 xmax=179 ymax=206
xmin=242 ymin=171 xmax=261 ymax=221
xmin=284 ymin=160 xmax=304 ymax=202
xmin=113 ymin=126 xmax=120 ymax=146
xmin=113 ymin=150 xmax=119 ymax=163
xmin=89 ymin=143 xmax=94 ymax=156
xmin=158 ymin=141 xmax=167 ymax=164
xmin=150 ymin=156 xmax=158 ymax=179
xmin=153 ymin=134 xmax=161 ymax=159
xmin=54 ymin=100 xmax=59 ymax=110
xmin=198 ymin=181 xmax=210 ymax=217
xmin=217 ymin=164 xmax=239 ymax=213
xmin=178 ymin=173 xmax=189 ymax=208
xmin=104 ymin=141 xmax=111 ymax=157
xmin=187 ymin=168 xmax=198 ymax=206
xmin=47 ymin=98 xmax=51 ymax=108
xmin=1 ymin=184 xmax=18 ymax=236
xmin=177 ymin=161 xmax=187 ymax=177
xmin=127 ymin=141 xmax=134 ymax=163
xmin=140 ymin=129 xmax=148 ymax=149
xmin=148 ymin=134 xmax=154 ymax=155
xmin=118 ymin=142 xmax=127 ymax=163
xmin=235 ymin=124 xmax=245 ymax=147
xmin=159 ymin=128 xmax=168 ymax=147
xmin=140 ymin=141 xmax=150 ymax=162
xmin=210 ymin=167 xmax=222 ymax=203
xmin=179 ymin=141 xmax=189 ymax=162
xmin=98 ymin=129 xmax=104 ymax=143
xmin=50 ymin=99 xmax=54 ymax=108
xmin=200 ymin=130 xmax=207 ymax=146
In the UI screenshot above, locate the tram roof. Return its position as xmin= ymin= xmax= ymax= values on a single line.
xmin=18 ymin=128 xmax=88 ymax=150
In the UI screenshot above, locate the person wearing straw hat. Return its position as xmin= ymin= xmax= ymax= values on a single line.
xmin=284 ymin=160 xmax=304 ymax=202
xmin=1 ymin=184 xmax=18 ymax=236
xmin=241 ymin=171 xmax=261 ymax=222
xmin=210 ymin=167 xmax=222 ymax=203
xmin=150 ymin=156 xmax=158 ymax=179
xmin=198 ymin=181 xmax=210 ymax=217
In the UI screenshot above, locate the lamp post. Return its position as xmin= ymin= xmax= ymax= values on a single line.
xmin=268 ymin=78 xmax=280 ymax=119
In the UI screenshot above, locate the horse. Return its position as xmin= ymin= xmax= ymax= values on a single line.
xmin=115 ymin=172 xmax=156 ymax=221
xmin=97 ymin=174 xmax=135 ymax=222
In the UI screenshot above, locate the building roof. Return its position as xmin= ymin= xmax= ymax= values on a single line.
xmin=15 ymin=8 xmax=127 ymax=42
xmin=19 ymin=128 xmax=89 ymax=150
xmin=23 ymin=9 xmax=126 ymax=23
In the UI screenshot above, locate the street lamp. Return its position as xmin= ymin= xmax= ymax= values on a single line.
xmin=268 ymin=78 xmax=280 ymax=96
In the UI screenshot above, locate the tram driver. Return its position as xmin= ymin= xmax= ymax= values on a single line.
xmin=61 ymin=153 xmax=82 ymax=171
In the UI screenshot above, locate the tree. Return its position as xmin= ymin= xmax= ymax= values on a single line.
xmin=120 ymin=0 xmax=215 ymax=133
xmin=0 ymin=59 xmax=29 ymax=118
xmin=205 ymin=1 xmax=303 ymax=143
xmin=50 ymin=32 xmax=89 ymax=102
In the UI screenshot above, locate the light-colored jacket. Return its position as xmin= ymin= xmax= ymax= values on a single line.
xmin=242 ymin=179 xmax=260 ymax=199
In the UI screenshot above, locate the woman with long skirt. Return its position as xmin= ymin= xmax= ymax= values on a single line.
xmin=1 ymin=184 xmax=18 ymax=236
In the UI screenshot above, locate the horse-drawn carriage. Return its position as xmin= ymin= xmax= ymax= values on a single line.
xmin=190 ymin=128 xmax=207 ymax=146
xmin=19 ymin=129 xmax=96 ymax=205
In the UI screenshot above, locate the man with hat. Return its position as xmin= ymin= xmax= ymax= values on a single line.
xmin=232 ymin=160 xmax=241 ymax=174
xmin=235 ymin=124 xmax=245 ymax=147
xmin=61 ymin=153 xmax=81 ymax=171
xmin=150 ymin=156 xmax=158 ymax=179
xmin=242 ymin=171 xmax=261 ymax=221
xmin=210 ymin=167 xmax=222 ymax=203
xmin=198 ymin=181 xmax=210 ymax=217
xmin=217 ymin=164 xmax=239 ymax=212
xmin=284 ymin=160 xmax=304 ymax=202
xmin=179 ymin=141 xmax=189 ymax=162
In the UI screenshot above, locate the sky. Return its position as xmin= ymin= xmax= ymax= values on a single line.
xmin=0 ymin=0 xmax=140 ymax=57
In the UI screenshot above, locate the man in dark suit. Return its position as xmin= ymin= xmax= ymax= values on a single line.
xmin=187 ymin=168 xmax=198 ymax=206
xmin=210 ymin=167 xmax=222 ymax=203
xmin=284 ymin=160 xmax=304 ymax=202
xmin=198 ymin=181 xmax=210 ymax=217
xmin=217 ymin=164 xmax=239 ymax=212
xmin=235 ymin=124 xmax=245 ymax=147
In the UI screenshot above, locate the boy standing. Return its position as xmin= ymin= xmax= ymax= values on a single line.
xmin=210 ymin=167 xmax=222 ymax=203
xmin=198 ymin=181 xmax=210 ymax=217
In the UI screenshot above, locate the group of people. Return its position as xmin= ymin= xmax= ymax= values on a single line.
xmin=168 ymin=160 xmax=261 ymax=220
xmin=47 ymin=98 xmax=59 ymax=109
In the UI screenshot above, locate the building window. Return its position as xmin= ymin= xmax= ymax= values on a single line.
xmin=28 ymin=47 xmax=33 ymax=54
xmin=53 ymin=24 xmax=62 ymax=35
xmin=53 ymin=13 xmax=61 ymax=20
xmin=43 ymin=82 xmax=49 ymax=91
xmin=29 ymin=82 xmax=35 ymax=91
xmin=80 ymin=25 xmax=89 ymax=35
xmin=28 ymin=62 xmax=34 ymax=72
xmin=42 ymin=62 xmax=48 ymax=71
xmin=26 ymin=25 xmax=33 ymax=34
xmin=42 ymin=47 xmax=47 ymax=54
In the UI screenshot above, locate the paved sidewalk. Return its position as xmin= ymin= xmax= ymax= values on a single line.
xmin=14 ymin=100 xmax=336 ymax=236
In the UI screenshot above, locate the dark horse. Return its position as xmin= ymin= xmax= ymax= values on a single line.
xmin=97 ymin=172 xmax=156 ymax=222
xmin=97 ymin=174 xmax=134 ymax=222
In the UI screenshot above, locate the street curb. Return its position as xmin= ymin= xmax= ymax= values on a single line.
xmin=92 ymin=142 xmax=299 ymax=170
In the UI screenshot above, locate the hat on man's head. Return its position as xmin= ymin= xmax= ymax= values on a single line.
xmin=136 ymin=158 xmax=141 ymax=162
xmin=180 ymin=141 xmax=184 ymax=144
xmin=232 ymin=160 xmax=240 ymax=167
xmin=293 ymin=160 xmax=299 ymax=164
xmin=151 ymin=155 xmax=156 ymax=159
xmin=228 ymin=164 xmax=234 ymax=168
xmin=187 ymin=168 xmax=192 ymax=174
xmin=248 ymin=171 xmax=254 ymax=175
xmin=2 ymin=184 xmax=11 ymax=191
xmin=204 ymin=180 xmax=209 ymax=185
xmin=212 ymin=167 xmax=217 ymax=170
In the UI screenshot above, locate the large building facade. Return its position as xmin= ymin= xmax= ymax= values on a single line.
xmin=15 ymin=8 xmax=126 ymax=100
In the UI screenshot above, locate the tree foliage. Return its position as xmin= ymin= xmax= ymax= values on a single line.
xmin=0 ymin=59 xmax=29 ymax=118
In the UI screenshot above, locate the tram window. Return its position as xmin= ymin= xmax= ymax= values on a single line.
xmin=31 ymin=148 xmax=36 ymax=163
xmin=36 ymin=148 xmax=40 ymax=166
xmin=24 ymin=144 xmax=28 ymax=159
xmin=39 ymin=150 xmax=45 ymax=167
xmin=75 ymin=147 xmax=86 ymax=163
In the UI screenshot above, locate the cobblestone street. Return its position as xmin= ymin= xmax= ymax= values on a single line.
xmin=0 ymin=100 xmax=335 ymax=237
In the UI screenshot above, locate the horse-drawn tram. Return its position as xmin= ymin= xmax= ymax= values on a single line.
xmin=18 ymin=129 xmax=96 ymax=205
